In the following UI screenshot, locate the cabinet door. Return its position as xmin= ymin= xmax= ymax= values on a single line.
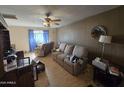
xmin=17 ymin=66 xmax=34 ymax=87
xmin=17 ymin=72 xmax=34 ymax=87
xmin=0 ymin=70 xmax=17 ymax=87
xmin=0 ymin=32 xmax=4 ymax=79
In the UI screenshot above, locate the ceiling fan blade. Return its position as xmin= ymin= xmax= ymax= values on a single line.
xmin=41 ymin=18 xmax=46 ymax=22
xmin=2 ymin=14 xmax=17 ymax=19
xmin=45 ymin=17 xmax=51 ymax=22
xmin=52 ymin=19 xmax=61 ymax=22
xmin=54 ymin=23 xmax=60 ymax=25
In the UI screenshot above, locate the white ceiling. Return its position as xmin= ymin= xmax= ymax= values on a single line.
xmin=0 ymin=5 xmax=119 ymax=28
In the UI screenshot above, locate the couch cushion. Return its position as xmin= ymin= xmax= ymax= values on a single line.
xmin=52 ymin=51 xmax=62 ymax=58
xmin=72 ymin=45 xmax=88 ymax=58
xmin=59 ymin=43 xmax=66 ymax=52
xmin=57 ymin=53 xmax=67 ymax=61
xmin=64 ymin=44 xmax=74 ymax=55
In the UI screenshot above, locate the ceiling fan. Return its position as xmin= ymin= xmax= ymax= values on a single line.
xmin=42 ymin=12 xmax=61 ymax=27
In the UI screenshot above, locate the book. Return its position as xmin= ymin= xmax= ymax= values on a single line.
xmin=109 ymin=66 xmax=120 ymax=76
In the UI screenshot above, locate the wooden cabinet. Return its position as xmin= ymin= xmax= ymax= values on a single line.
xmin=0 ymin=30 xmax=11 ymax=78
xmin=0 ymin=15 xmax=34 ymax=87
xmin=17 ymin=65 xmax=34 ymax=87
xmin=0 ymin=70 xmax=17 ymax=87
xmin=0 ymin=31 xmax=4 ymax=78
xmin=2 ymin=31 xmax=11 ymax=53
xmin=0 ymin=13 xmax=10 ymax=79
xmin=0 ymin=65 xmax=34 ymax=87
xmin=0 ymin=15 xmax=9 ymax=79
xmin=93 ymin=67 xmax=122 ymax=87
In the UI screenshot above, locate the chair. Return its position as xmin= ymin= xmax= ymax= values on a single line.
xmin=16 ymin=51 xmax=30 ymax=66
xmin=35 ymin=42 xmax=55 ymax=57
xmin=16 ymin=51 xmax=24 ymax=60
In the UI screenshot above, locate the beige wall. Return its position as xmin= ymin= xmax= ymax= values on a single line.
xmin=49 ymin=28 xmax=57 ymax=47
xmin=57 ymin=6 xmax=124 ymax=66
xmin=9 ymin=27 xmax=29 ymax=52
xmin=8 ymin=26 xmax=57 ymax=52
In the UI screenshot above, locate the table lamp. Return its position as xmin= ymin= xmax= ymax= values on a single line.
xmin=99 ymin=35 xmax=112 ymax=59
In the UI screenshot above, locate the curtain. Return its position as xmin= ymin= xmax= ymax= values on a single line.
xmin=29 ymin=30 xmax=37 ymax=52
xmin=43 ymin=30 xmax=49 ymax=43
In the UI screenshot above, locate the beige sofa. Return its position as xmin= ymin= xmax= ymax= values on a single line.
xmin=52 ymin=43 xmax=66 ymax=60
xmin=52 ymin=43 xmax=88 ymax=76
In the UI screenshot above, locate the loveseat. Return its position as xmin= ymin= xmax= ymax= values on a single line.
xmin=52 ymin=42 xmax=88 ymax=75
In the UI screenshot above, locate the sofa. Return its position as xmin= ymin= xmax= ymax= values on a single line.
xmin=35 ymin=42 xmax=54 ymax=57
xmin=52 ymin=43 xmax=88 ymax=76
xmin=52 ymin=43 xmax=66 ymax=60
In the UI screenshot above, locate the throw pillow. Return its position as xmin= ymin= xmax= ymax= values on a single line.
xmin=70 ymin=55 xmax=79 ymax=63
xmin=70 ymin=55 xmax=75 ymax=62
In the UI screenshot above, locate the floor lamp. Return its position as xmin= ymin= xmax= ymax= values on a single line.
xmin=99 ymin=35 xmax=112 ymax=59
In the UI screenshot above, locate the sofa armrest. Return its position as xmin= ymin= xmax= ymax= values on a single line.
xmin=73 ymin=58 xmax=87 ymax=75
xmin=73 ymin=62 xmax=82 ymax=75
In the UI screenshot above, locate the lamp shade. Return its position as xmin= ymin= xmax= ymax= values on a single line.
xmin=99 ymin=35 xmax=112 ymax=44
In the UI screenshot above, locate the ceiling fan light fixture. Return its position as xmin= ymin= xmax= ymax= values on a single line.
xmin=43 ymin=22 xmax=50 ymax=27
xmin=42 ymin=12 xmax=61 ymax=27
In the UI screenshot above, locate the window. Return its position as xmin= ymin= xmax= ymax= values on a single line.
xmin=33 ymin=31 xmax=44 ymax=44
xmin=29 ymin=30 xmax=49 ymax=52
xmin=33 ymin=30 xmax=49 ymax=45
